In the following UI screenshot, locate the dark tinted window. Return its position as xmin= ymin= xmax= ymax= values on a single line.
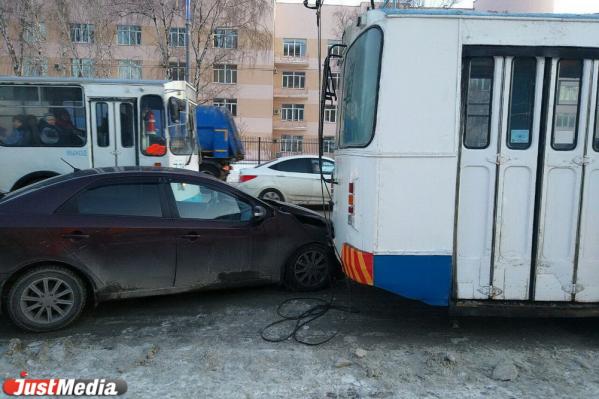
xmin=552 ymin=59 xmax=582 ymax=151
xmin=169 ymin=182 xmax=252 ymax=222
xmin=96 ymin=102 xmax=109 ymax=147
xmin=73 ymin=183 xmax=162 ymax=217
xmin=508 ymin=58 xmax=537 ymax=149
xmin=120 ymin=103 xmax=134 ymax=148
xmin=270 ymin=158 xmax=312 ymax=173
xmin=463 ymin=58 xmax=494 ymax=149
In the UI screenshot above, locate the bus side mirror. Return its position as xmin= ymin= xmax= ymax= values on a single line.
xmin=168 ymin=97 xmax=180 ymax=123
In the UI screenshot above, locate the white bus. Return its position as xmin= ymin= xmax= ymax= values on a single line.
xmin=0 ymin=77 xmax=198 ymax=194
xmin=332 ymin=9 xmax=599 ymax=316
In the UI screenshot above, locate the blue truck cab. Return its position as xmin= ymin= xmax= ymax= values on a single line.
xmin=196 ymin=106 xmax=245 ymax=179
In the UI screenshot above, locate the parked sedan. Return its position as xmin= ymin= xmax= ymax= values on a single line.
xmin=234 ymin=155 xmax=335 ymax=205
xmin=0 ymin=167 xmax=336 ymax=332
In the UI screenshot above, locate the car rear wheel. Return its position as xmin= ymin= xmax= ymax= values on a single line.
xmin=6 ymin=266 xmax=87 ymax=332
xmin=259 ymin=188 xmax=285 ymax=202
xmin=285 ymin=244 xmax=332 ymax=291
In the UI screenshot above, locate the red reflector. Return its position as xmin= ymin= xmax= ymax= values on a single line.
xmin=154 ymin=162 xmax=162 ymax=167
xmin=348 ymin=206 xmax=354 ymax=214
xmin=349 ymin=182 xmax=354 ymax=194
xmin=239 ymin=175 xmax=257 ymax=183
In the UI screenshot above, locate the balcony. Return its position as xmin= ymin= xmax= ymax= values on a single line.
xmin=274 ymin=56 xmax=309 ymax=67
xmin=274 ymin=87 xmax=309 ymax=99
xmin=273 ymin=120 xmax=307 ymax=131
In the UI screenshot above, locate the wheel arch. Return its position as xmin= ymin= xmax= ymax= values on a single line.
xmin=11 ymin=171 xmax=61 ymax=191
xmin=1 ymin=261 xmax=98 ymax=311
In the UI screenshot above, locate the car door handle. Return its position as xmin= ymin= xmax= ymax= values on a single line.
xmin=62 ymin=231 xmax=90 ymax=241
xmin=180 ymin=233 xmax=201 ymax=241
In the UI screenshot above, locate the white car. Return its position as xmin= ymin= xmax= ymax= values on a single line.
xmin=233 ymin=155 xmax=335 ymax=204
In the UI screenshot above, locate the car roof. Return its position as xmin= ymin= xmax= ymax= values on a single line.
xmin=267 ymin=155 xmax=335 ymax=162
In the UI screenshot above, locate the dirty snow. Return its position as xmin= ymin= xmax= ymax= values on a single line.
xmin=1 ymin=283 xmax=598 ymax=398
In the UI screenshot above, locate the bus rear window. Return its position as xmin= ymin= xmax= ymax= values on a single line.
xmin=338 ymin=27 xmax=383 ymax=149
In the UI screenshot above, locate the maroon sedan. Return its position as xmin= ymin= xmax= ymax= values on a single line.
xmin=0 ymin=167 xmax=336 ymax=332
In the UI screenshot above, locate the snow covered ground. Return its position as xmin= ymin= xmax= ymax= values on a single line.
xmin=1 ymin=282 xmax=598 ymax=398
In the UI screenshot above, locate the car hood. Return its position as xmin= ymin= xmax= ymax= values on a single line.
xmin=263 ymin=199 xmax=327 ymax=223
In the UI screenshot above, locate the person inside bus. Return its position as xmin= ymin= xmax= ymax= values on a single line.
xmin=38 ymin=114 xmax=61 ymax=145
xmin=53 ymin=108 xmax=84 ymax=146
xmin=0 ymin=116 xmax=29 ymax=146
xmin=142 ymin=106 xmax=166 ymax=156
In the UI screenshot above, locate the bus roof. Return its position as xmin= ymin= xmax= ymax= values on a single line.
xmin=381 ymin=8 xmax=599 ymax=22
xmin=0 ymin=76 xmax=177 ymax=86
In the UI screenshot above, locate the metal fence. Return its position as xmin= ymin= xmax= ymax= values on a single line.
xmin=239 ymin=138 xmax=335 ymax=164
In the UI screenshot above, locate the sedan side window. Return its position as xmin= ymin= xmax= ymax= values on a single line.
xmin=67 ymin=183 xmax=163 ymax=217
xmin=310 ymin=159 xmax=335 ymax=175
xmin=269 ymin=158 xmax=312 ymax=173
xmin=170 ymin=182 xmax=252 ymax=222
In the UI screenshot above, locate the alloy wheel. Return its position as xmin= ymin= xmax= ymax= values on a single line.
xmin=19 ymin=277 xmax=75 ymax=325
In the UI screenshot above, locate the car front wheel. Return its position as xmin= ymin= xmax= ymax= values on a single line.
xmin=6 ymin=265 xmax=87 ymax=332
xmin=285 ymin=244 xmax=332 ymax=291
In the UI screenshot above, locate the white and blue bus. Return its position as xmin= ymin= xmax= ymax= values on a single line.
xmin=332 ymin=9 xmax=599 ymax=315
xmin=0 ymin=77 xmax=198 ymax=194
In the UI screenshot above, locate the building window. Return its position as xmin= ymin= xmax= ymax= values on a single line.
xmin=283 ymin=39 xmax=306 ymax=58
xmin=282 ymin=72 xmax=305 ymax=89
xmin=168 ymin=62 xmax=186 ymax=81
xmin=22 ymin=58 xmax=48 ymax=77
xmin=323 ymin=136 xmax=336 ymax=153
xmin=24 ymin=23 xmax=46 ymax=43
xmin=213 ymin=28 xmax=238 ymax=49
xmin=324 ymin=105 xmax=337 ymax=123
xmin=117 ymin=25 xmax=141 ymax=45
xmin=281 ymin=104 xmax=304 ymax=121
xmin=71 ymin=58 xmax=94 ymax=78
xmin=213 ymin=98 xmax=237 ymax=116
xmin=213 ymin=64 xmax=237 ymax=84
xmin=328 ymin=72 xmax=340 ymax=90
xmin=328 ymin=40 xmax=343 ymax=56
xmin=280 ymin=135 xmax=304 ymax=152
xmin=118 ymin=60 xmax=142 ymax=80
xmin=169 ymin=27 xmax=186 ymax=48
xmin=70 ymin=23 xmax=94 ymax=43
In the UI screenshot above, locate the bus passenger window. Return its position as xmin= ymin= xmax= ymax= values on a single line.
xmin=507 ymin=58 xmax=537 ymax=149
xmin=463 ymin=58 xmax=494 ymax=149
xmin=140 ymin=95 xmax=166 ymax=156
xmin=96 ymin=103 xmax=109 ymax=147
xmin=552 ymin=59 xmax=582 ymax=151
xmin=0 ymin=84 xmax=86 ymax=148
xmin=120 ymin=103 xmax=134 ymax=148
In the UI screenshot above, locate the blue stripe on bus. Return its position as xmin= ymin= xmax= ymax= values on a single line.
xmin=373 ymin=255 xmax=452 ymax=306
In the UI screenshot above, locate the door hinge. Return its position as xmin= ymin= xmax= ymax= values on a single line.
xmin=478 ymin=285 xmax=503 ymax=298
xmin=562 ymin=283 xmax=584 ymax=295
xmin=487 ymin=154 xmax=509 ymax=165
xmin=573 ymin=156 xmax=592 ymax=166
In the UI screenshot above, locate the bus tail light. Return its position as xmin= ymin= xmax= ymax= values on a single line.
xmin=154 ymin=162 xmax=162 ymax=167
xmin=239 ymin=175 xmax=257 ymax=183
xmin=348 ymin=182 xmax=354 ymax=215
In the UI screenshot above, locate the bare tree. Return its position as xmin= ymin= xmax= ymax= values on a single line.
xmin=332 ymin=7 xmax=363 ymax=39
xmin=188 ymin=0 xmax=272 ymax=102
xmin=49 ymin=0 xmax=119 ymax=78
xmin=0 ymin=0 xmax=47 ymax=76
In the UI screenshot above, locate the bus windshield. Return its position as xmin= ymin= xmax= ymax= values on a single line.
xmin=338 ymin=27 xmax=383 ymax=148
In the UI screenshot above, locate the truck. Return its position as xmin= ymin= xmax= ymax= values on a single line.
xmin=196 ymin=105 xmax=245 ymax=179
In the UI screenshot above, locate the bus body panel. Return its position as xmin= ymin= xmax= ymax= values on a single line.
xmin=333 ymin=9 xmax=599 ymax=312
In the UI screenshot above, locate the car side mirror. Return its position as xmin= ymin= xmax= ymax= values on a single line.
xmin=252 ymin=205 xmax=267 ymax=222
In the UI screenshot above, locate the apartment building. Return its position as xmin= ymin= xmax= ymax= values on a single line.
xmin=2 ymin=0 xmax=598 ymax=145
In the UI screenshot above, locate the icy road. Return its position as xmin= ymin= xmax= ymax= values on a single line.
xmin=1 ymin=282 xmax=598 ymax=398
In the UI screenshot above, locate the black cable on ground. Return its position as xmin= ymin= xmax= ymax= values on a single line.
xmin=260 ymin=0 xmax=358 ymax=347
